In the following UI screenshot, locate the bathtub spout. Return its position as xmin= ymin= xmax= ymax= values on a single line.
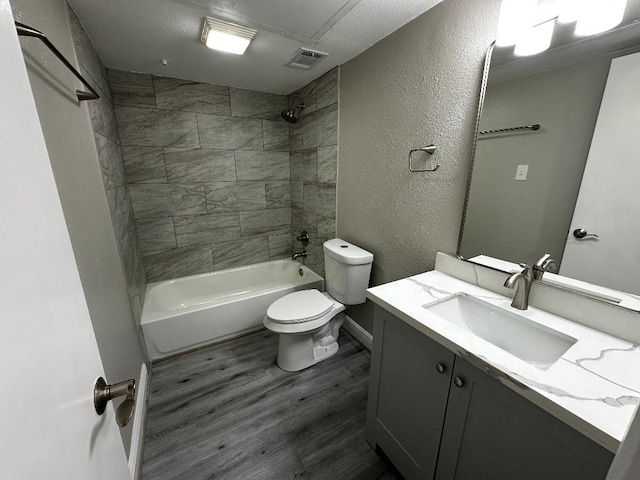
xmin=292 ymin=251 xmax=307 ymax=261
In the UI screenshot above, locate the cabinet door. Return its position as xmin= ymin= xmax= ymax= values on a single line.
xmin=367 ymin=306 xmax=456 ymax=480
xmin=435 ymin=357 xmax=614 ymax=480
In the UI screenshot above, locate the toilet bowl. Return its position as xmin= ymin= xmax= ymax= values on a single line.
xmin=264 ymin=239 xmax=373 ymax=372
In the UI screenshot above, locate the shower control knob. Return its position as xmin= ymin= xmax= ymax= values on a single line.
xmin=454 ymin=377 xmax=465 ymax=388
xmin=436 ymin=363 xmax=446 ymax=374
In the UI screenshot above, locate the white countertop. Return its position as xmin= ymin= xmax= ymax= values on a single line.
xmin=367 ymin=271 xmax=640 ymax=452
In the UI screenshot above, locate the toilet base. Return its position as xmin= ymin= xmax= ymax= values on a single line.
xmin=276 ymin=313 xmax=345 ymax=372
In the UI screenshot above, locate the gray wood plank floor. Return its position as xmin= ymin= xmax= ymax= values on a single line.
xmin=142 ymin=329 xmax=403 ymax=479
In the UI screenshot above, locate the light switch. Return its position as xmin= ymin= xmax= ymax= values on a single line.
xmin=515 ymin=165 xmax=529 ymax=181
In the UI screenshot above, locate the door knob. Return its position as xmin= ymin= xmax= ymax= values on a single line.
xmin=94 ymin=377 xmax=136 ymax=427
xmin=573 ymin=228 xmax=599 ymax=239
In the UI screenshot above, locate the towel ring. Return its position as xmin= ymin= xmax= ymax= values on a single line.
xmin=409 ymin=145 xmax=439 ymax=172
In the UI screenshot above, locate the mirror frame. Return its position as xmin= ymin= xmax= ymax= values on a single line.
xmin=456 ymin=42 xmax=640 ymax=313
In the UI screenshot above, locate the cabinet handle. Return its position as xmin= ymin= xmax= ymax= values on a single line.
xmin=436 ymin=363 xmax=446 ymax=374
xmin=454 ymin=377 xmax=465 ymax=388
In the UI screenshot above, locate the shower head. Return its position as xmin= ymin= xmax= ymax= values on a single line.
xmin=281 ymin=102 xmax=305 ymax=123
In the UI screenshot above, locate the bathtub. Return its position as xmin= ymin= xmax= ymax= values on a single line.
xmin=141 ymin=259 xmax=324 ymax=361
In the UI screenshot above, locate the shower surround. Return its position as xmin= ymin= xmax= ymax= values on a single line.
xmin=108 ymin=67 xmax=339 ymax=282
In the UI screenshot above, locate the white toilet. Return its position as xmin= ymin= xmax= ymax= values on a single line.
xmin=264 ymin=238 xmax=374 ymax=372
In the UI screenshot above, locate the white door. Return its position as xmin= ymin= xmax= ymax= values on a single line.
xmin=0 ymin=2 xmax=131 ymax=478
xmin=560 ymin=51 xmax=640 ymax=295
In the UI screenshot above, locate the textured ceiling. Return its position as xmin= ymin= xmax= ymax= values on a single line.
xmin=67 ymin=0 xmax=444 ymax=94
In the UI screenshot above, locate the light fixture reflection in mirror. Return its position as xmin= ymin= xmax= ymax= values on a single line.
xmin=575 ymin=0 xmax=628 ymax=36
xmin=515 ymin=19 xmax=555 ymax=56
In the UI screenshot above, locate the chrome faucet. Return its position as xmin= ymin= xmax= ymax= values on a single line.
xmin=292 ymin=251 xmax=307 ymax=261
xmin=533 ymin=253 xmax=557 ymax=281
xmin=504 ymin=264 xmax=534 ymax=310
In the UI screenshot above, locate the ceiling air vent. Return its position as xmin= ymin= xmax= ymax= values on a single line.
xmin=287 ymin=48 xmax=328 ymax=70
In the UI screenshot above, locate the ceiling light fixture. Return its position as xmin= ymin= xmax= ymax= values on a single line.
xmin=201 ymin=17 xmax=256 ymax=55
xmin=495 ymin=0 xmax=537 ymax=47
xmin=575 ymin=0 xmax=627 ymax=36
xmin=515 ymin=19 xmax=555 ymax=56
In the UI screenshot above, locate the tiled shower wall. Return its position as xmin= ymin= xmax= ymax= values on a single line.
xmin=69 ymin=11 xmax=147 ymax=320
xmin=108 ymin=70 xmax=294 ymax=282
xmin=289 ymin=68 xmax=339 ymax=276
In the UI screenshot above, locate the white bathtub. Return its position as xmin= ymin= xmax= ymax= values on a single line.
xmin=141 ymin=259 xmax=324 ymax=361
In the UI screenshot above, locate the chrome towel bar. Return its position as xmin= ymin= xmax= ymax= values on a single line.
xmin=479 ymin=124 xmax=540 ymax=136
xmin=15 ymin=21 xmax=100 ymax=101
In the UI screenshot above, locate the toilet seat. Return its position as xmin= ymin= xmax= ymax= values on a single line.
xmin=267 ymin=289 xmax=333 ymax=324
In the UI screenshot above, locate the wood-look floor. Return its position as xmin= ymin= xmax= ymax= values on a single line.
xmin=141 ymin=329 xmax=403 ymax=479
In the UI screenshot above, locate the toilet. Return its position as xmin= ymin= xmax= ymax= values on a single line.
xmin=264 ymin=238 xmax=374 ymax=372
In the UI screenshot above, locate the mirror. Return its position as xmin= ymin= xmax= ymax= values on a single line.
xmin=458 ymin=1 xmax=640 ymax=309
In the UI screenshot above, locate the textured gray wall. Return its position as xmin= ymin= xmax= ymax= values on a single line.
xmin=289 ymin=68 xmax=339 ymax=276
xmin=461 ymin=58 xmax=610 ymax=266
xmin=338 ymin=0 xmax=501 ymax=331
xmin=9 ymin=0 xmax=145 ymax=455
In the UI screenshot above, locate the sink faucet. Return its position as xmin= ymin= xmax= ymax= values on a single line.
xmin=292 ymin=251 xmax=307 ymax=261
xmin=504 ymin=264 xmax=534 ymax=310
xmin=533 ymin=253 xmax=557 ymax=281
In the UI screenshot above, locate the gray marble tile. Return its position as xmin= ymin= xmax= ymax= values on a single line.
xmin=106 ymin=186 xmax=133 ymax=248
xmin=95 ymin=132 xmax=126 ymax=189
xmin=174 ymin=212 xmax=241 ymax=246
xmin=115 ymin=106 xmax=199 ymax=148
xmin=69 ymin=10 xmax=111 ymax=100
xmin=290 ymin=150 xmax=317 ymax=181
xmin=211 ymin=236 xmax=270 ymax=270
xmin=153 ymin=76 xmax=230 ymax=115
xmin=289 ymin=121 xmax=303 ymax=152
xmin=304 ymin=240 xmax=325 ymax=277
xmin=164 ymin=148 xmax=236 ymax=183
xmin=197 ymin=114 xmax=263 ymax=150
xmin=291 ymin=181 xmax=304 ymax=210
xmin=121 ymin=225 xmax=147 ymax=305
xmin=230 ymin=88 xmax=287 ymax=120
xmin=88 ymin=89 xmax=120 ymax=142
xmin=317 ymin=145 xmax=338 ymax=184
xmin=316 ymin=68 xmax=339 ymax=110
xmin=142 ymin=245 xmax=213 ymax=282
xmin=240 ymin=208 xmax=291 ymax=236
xmin=262 ymin=120 xmax=289 ymax=151
xmin=122 ymin=146 xmax=167 ymax=183
xmin=302 ymin=104 xmax=338 ymax=149
xmin=235 ymin=151 xmax=290 ymax=181
xmin=110 ymin=84 xmax=157 ymax=108
xmin=108 ymin=69 xmax=153 ymax=88
xmin=136 ymin=217 xmax=177 ymax=252
xmin=205 ymin=182 xmax=266 ymax=212
xmin=303 ymin=183 xmax=336 ymax=219
xmin=269 ymin=233 xmax=291 ymax=259
xmin=290 ymin=80 xmax=317 ymax=117
xmin=266 ymin=181 xmax=290 ymax=209
xmin=317 ymin=216 xmax=336 ymax=243
xmin=129 ymin=183 xmax=206 ymax=218
xmin=291 ymin=208 xmax=318 ymax=237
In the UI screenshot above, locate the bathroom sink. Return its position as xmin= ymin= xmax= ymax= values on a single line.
xmin=426 ymin=294 xmax=577 ymax=369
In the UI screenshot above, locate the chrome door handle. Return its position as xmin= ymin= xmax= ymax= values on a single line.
xmin=573 ymin=228 xmax=599 ymax=239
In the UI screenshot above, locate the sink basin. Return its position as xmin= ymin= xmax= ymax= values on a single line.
xmin=426 ymin=294 xmax=577 ymax=369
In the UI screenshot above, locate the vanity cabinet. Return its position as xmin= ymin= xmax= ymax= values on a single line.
xmin=366 ymin=306 xmax=614 ymax=480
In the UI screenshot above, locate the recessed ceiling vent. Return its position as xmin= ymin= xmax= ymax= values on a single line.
xmin=287 ymin=48 xmax=328 ymax=70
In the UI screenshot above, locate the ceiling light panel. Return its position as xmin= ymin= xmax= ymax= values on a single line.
xmin=201 ymin=17 xmax=257 ymax=55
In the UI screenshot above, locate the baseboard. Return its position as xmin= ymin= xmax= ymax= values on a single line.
xmin=343 ymin=315 xmax=373 ymax=351
xmin=129 ymin=362 xmax=149 ymax=480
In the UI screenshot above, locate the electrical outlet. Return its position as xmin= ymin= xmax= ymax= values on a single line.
xmin=515 ymin=165 xmax=529 ymax=181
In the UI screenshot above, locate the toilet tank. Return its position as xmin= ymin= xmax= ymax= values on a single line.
xmin=323 ymin=239 xmax=374 ymax=305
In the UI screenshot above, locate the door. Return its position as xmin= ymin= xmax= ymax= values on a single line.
xmin=434 ymin=358 xmax=613 ymax=480
xmin=0 ymin=3 xmax=131 ymax=478
xmin=560 ymin=51 xmax=640 ymax=295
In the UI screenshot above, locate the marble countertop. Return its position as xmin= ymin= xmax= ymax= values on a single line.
xmin=366 ymin=271 xmax=640 ymax=452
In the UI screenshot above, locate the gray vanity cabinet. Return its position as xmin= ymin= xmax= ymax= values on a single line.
xmin=366 ymin=306 xmax=614 ymax=480
xmin=366 ymin=306 xmax=456 ymax=479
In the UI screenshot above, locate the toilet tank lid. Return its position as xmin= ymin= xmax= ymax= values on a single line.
xmin=323 ymin=239 xmax=374 ymax=265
